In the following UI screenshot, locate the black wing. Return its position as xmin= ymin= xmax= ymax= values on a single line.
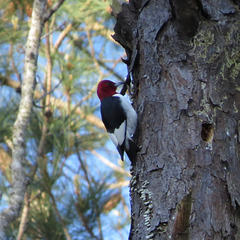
xmin=101 ymin=96 xmax=126 ymax=160
xmin=100 ymin=96 xmax=126 ymax=133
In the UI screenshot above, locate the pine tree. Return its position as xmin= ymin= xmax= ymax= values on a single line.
xmin=113 ymin=0 xmax=240 ymax=239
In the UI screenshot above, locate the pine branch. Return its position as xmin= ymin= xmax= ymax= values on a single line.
xmin=49 ymin=191 xmax=72 ymax=240
xmin=53 ymin=23 xmax=73 ymax=52
xmin=9 ymin=43 xmax=22 ymax=83
xmin=91 ymin=150 xmax=130 ymax=177
xmin=71 ymin=35 xmax=124 ymax=81
xmin=43 ymin=0 xmax=66 ymax=23
xmin=16 ymin=192 xmax=30 ymax=240
xmin=41 ymin=23 xmax=64 ymax=40
xmin=86 ymin=27 xmax=101 ymax=73
xmin=44 ymin=21 xmax=53 ymax=116
xmin=0 ymin=75 xmax=105 ymax=129
xmin=0 ymin=145 xmax=12 ymax=182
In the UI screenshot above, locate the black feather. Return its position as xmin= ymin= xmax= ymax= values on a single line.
xmin=101 ymin=96 xmax=126 ymax=133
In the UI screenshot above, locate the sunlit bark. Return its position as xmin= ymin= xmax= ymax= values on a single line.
xmin=114 ymin=0 xmax=240 ymax=239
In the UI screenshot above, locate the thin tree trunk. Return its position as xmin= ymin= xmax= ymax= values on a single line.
xmin=17 ymin=192 xmax=31 ymax=240
xmin=0 ymin=1 xmax=46 ymax=239
xmin=113 ymin=0 xmax=240 ymax=239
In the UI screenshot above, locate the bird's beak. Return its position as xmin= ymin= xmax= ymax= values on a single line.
xmin=114 ymin=82 xmax=124 ymax=87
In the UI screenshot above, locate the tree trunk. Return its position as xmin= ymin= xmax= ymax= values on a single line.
xmin=0 ymin=1 xmax=47 ymax=239
xmin=113 ymin=0 xmax=240 ymax=239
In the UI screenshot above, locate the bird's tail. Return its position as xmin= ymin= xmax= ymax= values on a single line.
xmin=125 ymin=140 xmax=139 ymax=163
xmin=117 ymin=145 xmax=125 ymax=161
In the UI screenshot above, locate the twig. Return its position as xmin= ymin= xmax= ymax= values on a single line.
xmin=75 ymin=196 xmax=101 ymax=240
xmin=91 ymin=150 xmax=130 ymax=177
xmin=44 ymin=21 xmax=52 ymax=115
xmin=70 ymin=75 xmax=101 ymax=115
xmin=53 ymin=23 xmax=73 ymax=51
xmin=107 ymin=181 xmax=129 ymax=189
xmin=41 ymin=23 xmax=64 ymax=40
xmin=120 ymin=74 xmax=131 ymax=95
xmin=34 ymin=79 xmax=63 ymax=103
xmin=75 ymin=144 xmax=92 ymax=185
xmin=32 ymin=102 xmax=50 ymax=109
xmin=49 ymin=191 xmax=72 ymax=240
xmin=16 ymin=192 xmax=30 ymax=240
xmin=97 ymin=216 xmax=103 ymax=240
xmin=71 ymin=34 xmax=124 ymax=81
xmin=44 ymin=0 xmax=66 ymax=23
xmin=9 ymin=43 xmax=22 ymax=83
xmin=86 ymin=28 xmax=101 ymax=72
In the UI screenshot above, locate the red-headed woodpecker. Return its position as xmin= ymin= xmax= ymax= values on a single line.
xmin=97 ymin=80 xmax=138 ymax=161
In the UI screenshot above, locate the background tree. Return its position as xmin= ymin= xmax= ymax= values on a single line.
xmin=113 ymin=0 xmax=240 ymax=239
xmin=0 ymin=0 xmax=131 ymax=239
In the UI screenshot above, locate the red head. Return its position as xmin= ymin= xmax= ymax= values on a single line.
xmin=97 ymin=80 xmax=123 ymax=101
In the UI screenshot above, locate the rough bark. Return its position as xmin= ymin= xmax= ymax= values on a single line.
xmin=0 ymin=0 xmax=46 ymax=239
xmin=113 ymin=0 xmax=240 ymax=239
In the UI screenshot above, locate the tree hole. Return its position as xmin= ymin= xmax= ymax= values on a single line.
xmin=201 ymin=123 xmax=214 ymax=143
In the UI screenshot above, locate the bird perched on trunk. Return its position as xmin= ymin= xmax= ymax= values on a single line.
xmin=97 ymin=80 xmax=138 ymax=162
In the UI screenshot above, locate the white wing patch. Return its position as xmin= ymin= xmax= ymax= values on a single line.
xmin=108 ymin=120 xmax=126 ymax=147
xmin=113 ymin=94 xmax=137 ymax=138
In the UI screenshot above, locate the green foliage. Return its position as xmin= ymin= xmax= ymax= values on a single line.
xmin=0 ymin=0 xmax=130 ymax=239
xmin=75 ymin=178 xmax=107 ymax=227
xmin=28 ymin=193 xmax=66 ymax=240
xmin=0 ymin=107 xmax=16 ymax=141
xmin=60 ymin=0 xmax=112 ymax=23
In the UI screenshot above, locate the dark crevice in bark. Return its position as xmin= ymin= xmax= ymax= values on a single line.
xmin=131 ymin=0 xmax=151 ymax=13
xmin=169 ymin=0 xmax=176 ymax=19
xmin=196 ymin=0 xmax=211 ymax=19
xmin=201 ymin=123 xmax=214 ymax=142
xmin=169 ymin=0 xmax=200 ymax=39
xmin=172 ymin=192 xmax=192 ymax=240
xmin=232 ymin=0 xmax=240 ymax=7
xmin=155 ymin=14 xmax=174 ymax=43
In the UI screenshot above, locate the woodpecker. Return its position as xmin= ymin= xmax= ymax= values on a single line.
xmin=97 ymin=80 xmax=138 ymax=162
